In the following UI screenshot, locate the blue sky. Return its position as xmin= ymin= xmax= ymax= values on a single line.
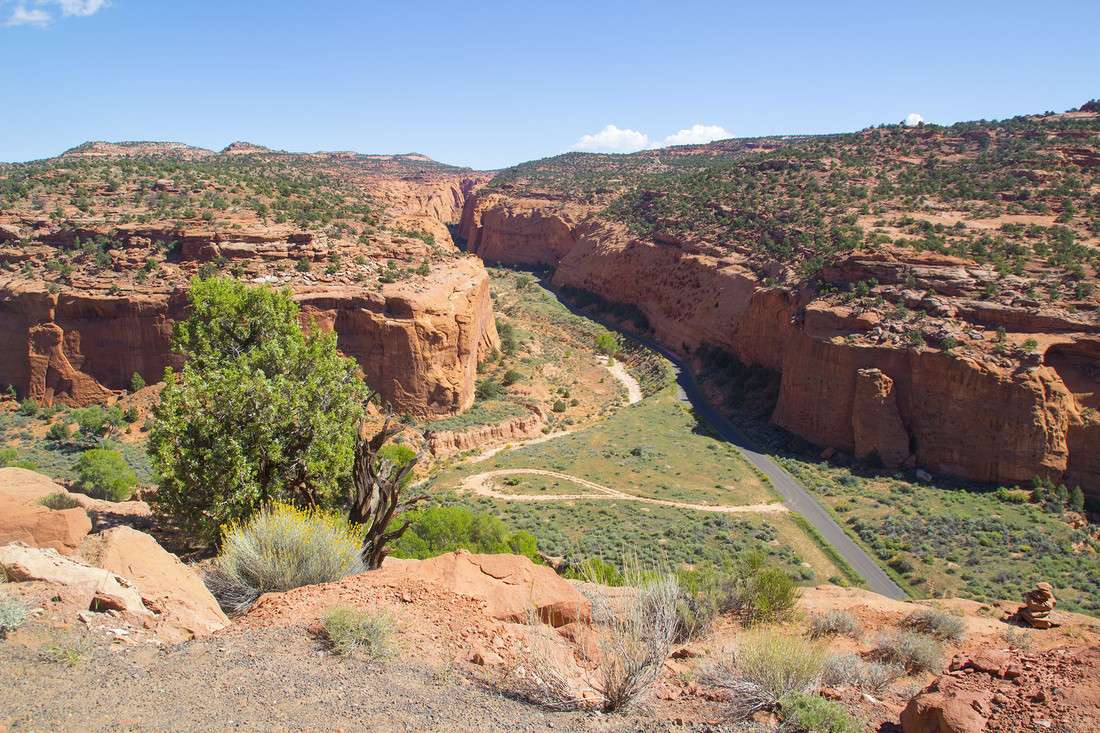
xmin=1 ymin=0 xmax=1097 ymax=169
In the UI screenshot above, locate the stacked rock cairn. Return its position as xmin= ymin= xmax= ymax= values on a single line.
xmin=1018 ymin=582 xmax=1060 ymax=628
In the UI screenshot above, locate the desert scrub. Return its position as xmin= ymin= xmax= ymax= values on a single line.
xmin=807 ymin=611 xmax=862 ymax=640
xmin=205 ymin=503 xmax=365 ymax=614
xmin=38 ymin=492 xmax=82 ymax=510
xmin=820 ymin=652 xmax=899 ymax=692
xmin=900 ymin=607 xmax=966 ymax=642
xmin=871 ymin=631 xmax=943 ymax=674
xmin=322 ymin=605 xmax=398 ymax=662
xmin=515 ymin=562 xmax=680 ymax=712
xmin=0 ymin=593 xmax=31 ymax=638
xmin=779 ymin=691 xmax=856 ymax=733
xmin=705 ymin=628 xmax=825 ymax=717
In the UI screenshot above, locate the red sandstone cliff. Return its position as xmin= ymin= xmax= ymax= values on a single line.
xmin=0 ymin=256 xmax=498 ymax=417
xmin=460 ymin=194 xmax=1100 ymax=495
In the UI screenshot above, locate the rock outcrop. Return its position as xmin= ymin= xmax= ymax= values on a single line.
xmin=0 ymin=544 xmax=151 ymax=622
xmin=901 ymin=646 xmax=1100 ymax=732
xmin=425 ymin=404 xmax=548 ymax=457
xmin=0 ymin=256 xmax=499 ymax=416
xmin=0 ymin=499 xmax=91 ymax=555
xmin=391 ymin=550 xmax=589 ymax=627
xmin=0 ymin=468 xmax=91 ymax=554
xmin=0 ymin=467 xmax=70 ymax=504
xmin=851 ymin=368 xmax=911 ymax=468
xmin=75 ymin=527 xmax=228 ymax=640
xmin=460 ymin=194 xmax=1100 ymax=496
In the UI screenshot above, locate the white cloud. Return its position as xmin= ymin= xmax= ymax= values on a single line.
xmin=904 ymin=113 xmax=924 ymax=127
xmin=568 ymin=125 xmax=652 ymax=154
xmin=5 ymin=5 xmax=52 ymax=25
xmin=661 ymin=124 xmax=730 ymax=147
xmin=4 ymin=0 xmax=108 ymax=27
xmin=569 ymin=122 xmax=733 ymax=154
xmin=58 ymin=0 xmax=106 ymax=17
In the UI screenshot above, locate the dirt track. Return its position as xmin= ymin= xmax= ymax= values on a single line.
xmin=459 ymin=468 xmax=788 ymax=514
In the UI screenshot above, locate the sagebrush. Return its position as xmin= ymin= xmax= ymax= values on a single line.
xmin=205 ymin=503 xmax=365 ymax=613
xmin=705 ymin=628 xmax=825 ymax=717
xmin=514 ymin=562 xmax=680 ymax=713
xmin=900 ymin=608 xmax=966 ymax=642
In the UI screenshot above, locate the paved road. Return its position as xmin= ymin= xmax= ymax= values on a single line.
xmin=541 ymin=282 xmax=908 ymax=600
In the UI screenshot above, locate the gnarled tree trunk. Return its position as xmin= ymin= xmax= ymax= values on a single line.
xmin=348 ymin=414 xmax=426 ymax=570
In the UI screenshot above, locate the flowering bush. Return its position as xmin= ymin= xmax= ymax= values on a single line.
xmin=205 ymin=503 xmax=364 ymax=614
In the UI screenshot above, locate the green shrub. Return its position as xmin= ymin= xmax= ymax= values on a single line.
xmin=779 ymin=691 xmax=856 ymax=733
xmin=45 ymin=422 xmax=71 ymax=442
xmin=807 ymin=611 xmax=862 ymax=640
xmin=706 ymin=629 xmax=824 ymax=716
xmin=392 ymin=505 xmax=539 ymax=561
xmin=322 ymin=605 xmax=398 ymax=662
xmin=123 ymin=406 xmax=140 ymax=423
xmin=594 ymin=331 xmax=619 ymax=356
xmin=72 ymin=405 xmax=107 ymax=441
xmin=18 ymin=398 xmax=38 ymax=417
xmin=205 ymin=503 xmax=365 ymax=614
xmin=376 ymin=444 xmax=416 ymax=489
xmin=900 ymin=608 xmax=966 ymax=642
xmin=38 ymin=492 xmax=82 ymax=511
xmin=742 ymin=566 xmax=798 ymax=623
xmin=0 ymin=594 xmax=31 ymax=638
xmin=130 ymin=372 xmax=146 ymax=392
xmin=552 ymin=400 xmax=567 ymax=412
xmin=871 ymin=631 xmax=943 ymax=673
xmin=501 ymin=369 xmax=522 ymax=386
xmin=564 ymin=556 xmax=624 ymax=586
xmin=475 ymin=379 xmax=503 ymax=401
xmin=73 ymin=449 xmax=137 ymax=502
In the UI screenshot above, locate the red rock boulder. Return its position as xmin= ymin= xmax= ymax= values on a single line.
xmin=0 ymin=497 xmax=91 ymax=554
xmin=75 ymin=526 xmax=228 ymax=640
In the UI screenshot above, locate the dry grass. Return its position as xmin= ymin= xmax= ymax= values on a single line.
xmin=807 ymin=611 xmax=863 ymax=640
xmin=704 ymin=628 xmax=825 ymax=717
xmin=321 ymin=605 xmax=399 ymax=662
xmin=870 ymin=631 xmax=943 ymax=674
xmin=511 ymin=562 xmax=680 ymax=712
xmin=900 ymin=608 xmax=967 ymax=643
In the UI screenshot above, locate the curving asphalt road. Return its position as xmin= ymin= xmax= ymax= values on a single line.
xmin=540 ymin=281 xmax=908 ymax=600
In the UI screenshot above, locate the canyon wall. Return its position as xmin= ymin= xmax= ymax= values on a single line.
xmin=0 ymin=257 xmax=498 ymax=417
xmin=461 ymin=194 xmax=1100 ymax=495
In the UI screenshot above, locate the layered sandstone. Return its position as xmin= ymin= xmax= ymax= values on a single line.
xmin=0 ymin=256 xmax=498 ymax=416
xmin=460 ymin=194 xmax=1100 ymax=496
xmin=425 ymin=404 xmax=549 ymax=458
xmin=0 ymin=142 xmax=497 ymax=417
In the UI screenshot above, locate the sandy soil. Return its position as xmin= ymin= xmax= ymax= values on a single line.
xmin=604 ymin=361 xmax=642 ymax=405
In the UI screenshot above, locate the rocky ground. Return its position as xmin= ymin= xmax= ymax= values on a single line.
xmin=3 ymin=461 xmax=1098 ymax=733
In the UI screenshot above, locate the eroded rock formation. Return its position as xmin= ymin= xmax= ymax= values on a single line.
xmin=0 ymin=256 xmax=498 ymax=416
xmin=460 ymin=194 xmax=1100 ymax=496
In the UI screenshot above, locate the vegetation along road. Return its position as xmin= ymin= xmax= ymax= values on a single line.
xmin=540 ymin=280 xmax=909 ymax=600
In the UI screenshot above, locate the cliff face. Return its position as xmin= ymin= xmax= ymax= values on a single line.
xmin=460 ymin=194 xmax=1100 ymax=496
xmin=0 ymin=257 xmax=498 ymax=417
xmin=425 ymin=405 xmax=548 ymax=458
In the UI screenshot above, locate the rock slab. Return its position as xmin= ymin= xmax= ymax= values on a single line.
xmin=76 ymin=526 xmax=228 ymax=640
xmin=0 ymin=543 xmax=149 ymax=620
